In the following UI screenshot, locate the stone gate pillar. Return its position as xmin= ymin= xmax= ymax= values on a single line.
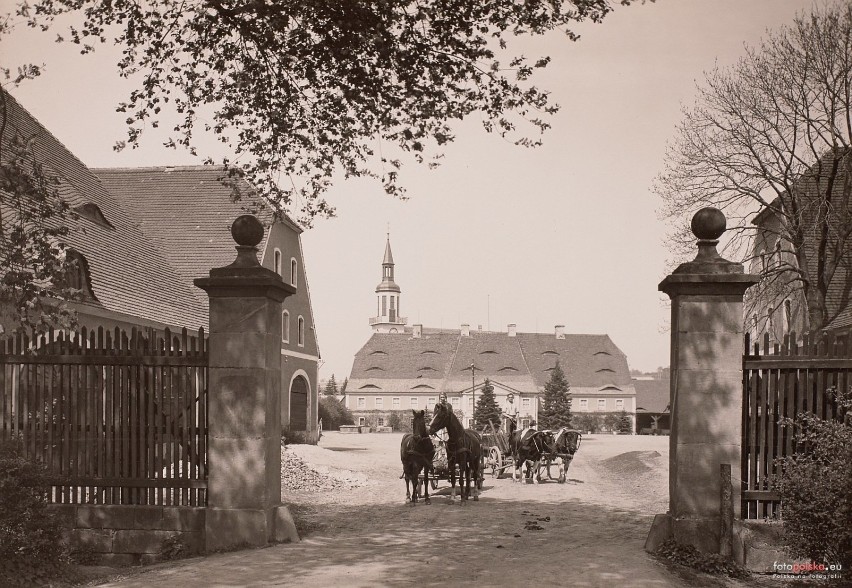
xmin=645 ymin=208 xmax=758 ymax=554
xmin=195 ymin=215 xmax=299 ymax=551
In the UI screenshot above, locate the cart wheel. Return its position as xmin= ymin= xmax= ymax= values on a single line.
xmin=489 ymin=447 xmax=503 ymax=478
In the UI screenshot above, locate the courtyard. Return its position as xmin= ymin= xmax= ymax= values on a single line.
xmin=89 ymin=432 xmax=752 ymax=588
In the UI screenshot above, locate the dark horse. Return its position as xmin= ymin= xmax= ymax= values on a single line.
xmin=428 ymin=403 xmax=482 ymax=501
xmin=400 ymin=410 xmax=435 ymax=505
xmin=542 ymin=428 xmax=582 ymax=483
xmin=509 ymin=428 xmax=553 ymax=484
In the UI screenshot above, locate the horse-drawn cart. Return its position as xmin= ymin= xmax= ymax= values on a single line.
xmin=418 ymin=433 xmax=485 ymax=494
xmin=481 ymin=422 xmax=514 ymax=478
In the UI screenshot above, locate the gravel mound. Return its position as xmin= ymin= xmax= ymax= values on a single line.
xmin=281 ymin=448 xmax=366 ymax=492
xmin=601 ymin=450 xmax=662 ymax=476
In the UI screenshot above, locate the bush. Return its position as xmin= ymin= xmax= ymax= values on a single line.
xmin=571 ymin=413 xmax=603 ymax=433
xmin=318 ymin=395 xmax=354 ymax=430
xmin=777 ymin=386 xmax=852 ymax=569
xmin=0 ymin=437 xmax=69 ymax=586
xmin=385 ymin=411 xmax=412 ymax=433
xmin=655 ymin=539 xmax=750 ymax=579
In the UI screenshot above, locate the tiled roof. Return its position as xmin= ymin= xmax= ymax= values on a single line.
xmin=349 ymin=329 xmax=634 ymax=395
xmin=92 ymin=166 xmax=286 ymax=314
xmin=2 ymin=91 xmax=207 ymax=329
xmin=634 ymin=379 xmax=670 ymax=413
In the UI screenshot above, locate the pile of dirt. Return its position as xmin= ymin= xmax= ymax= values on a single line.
xmin=281 ymin=448 xmax=366 ymax=492
xmin=601 ymin=450 xmax=663 ymax=476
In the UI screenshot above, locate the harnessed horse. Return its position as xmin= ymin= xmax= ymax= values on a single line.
xmin=428 ymin=403 xmax=482 ymax=501
xmin=400 ymin=410 xmax=435 ymax=505
xmin=541 ymin=428 xmax=582 ymax=483
xmin=508 ymin=428 xmax=553 ymax=483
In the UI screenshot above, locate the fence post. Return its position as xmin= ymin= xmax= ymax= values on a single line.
xmin=645 ymin=207 xmax=758 ymax=555
xmin=195 ymin=215 xmax=299 ymax=551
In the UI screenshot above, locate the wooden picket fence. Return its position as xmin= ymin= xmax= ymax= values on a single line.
xmin=742 ymin=330 xmax=850 ymax=519
xmin=0 ymin=325 xmax=208 ymax=506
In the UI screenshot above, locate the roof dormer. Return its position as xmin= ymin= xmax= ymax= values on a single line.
xmin=72 ymin=202 xmax=114 ymax=230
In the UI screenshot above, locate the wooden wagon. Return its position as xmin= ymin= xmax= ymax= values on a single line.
xmin=418 ymin=434 xmax=485 ymax=492
xmin=481 ymin=422 xmax=515 ymax=478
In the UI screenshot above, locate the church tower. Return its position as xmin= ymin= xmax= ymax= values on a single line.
xmin=370 ymin=235 xmax=407 ymax=333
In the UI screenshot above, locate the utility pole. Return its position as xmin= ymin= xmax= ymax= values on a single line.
xmin=468 ymin=361 xmax=477 ymax=429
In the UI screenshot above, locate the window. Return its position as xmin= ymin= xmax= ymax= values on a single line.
xmin=468 ymin=398 xmax=474 ymax=409
xmin=784 ymin=299 xmax=792 ymax=331
xmin=522 ymin=398 xmax=531 ymax=410
xmin=297 ymin=316 xmax=305 ymax=346
xmin=467 ymin=418 xmax=475 ymax=428
xmin=521 ymin=418 xmax=530 ymax=428
xmin=427 ymin=397 xmax=436 ymax=409
xmin=281 ymin=311 xmax=290 ymax=343
xmin=359 ymin=416 xmax=366 ymax=426
xmin=357 ymin=397 xmax=365 ymax=409
xmin=410 ymin=397 xmax=418 ymax=408
xmin=392 ymin=398 xmax=400 ymax=409
xmin=375 ymin=397 xmax=383 ymax=409
xmin=290 ymin=258 xmax=298 ymax=286
xmin=597 ymin=399 xmax=606 ymax=411
xmin=382 ymin=296 xmax=387 ymax=316
xmin=274 ymin=249 xmax=282 ymax=275
xmin=451 ymin=397 xmax=459 ymax=408
xmin=579 ymin=399 xmax=588 ymax=410
xmin=616 ymin=399 xmax=624 ymax=410
xmin=377 ymin=417 xmax=385 ymax=427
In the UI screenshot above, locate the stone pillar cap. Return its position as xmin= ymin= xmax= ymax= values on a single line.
xmin=659 ymin=207 xmax=759 ymax=296
xmin=194 ymin=214 xmax=296 ymax=300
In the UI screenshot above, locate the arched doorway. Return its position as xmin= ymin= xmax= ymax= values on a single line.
xmin=289 ymin=375 xmax=308 ymax=431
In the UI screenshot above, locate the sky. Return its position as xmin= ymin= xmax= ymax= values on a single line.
xmin=2 ymin=0 xmax=819 ymax=382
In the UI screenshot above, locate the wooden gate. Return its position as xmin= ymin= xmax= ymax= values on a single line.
xmin=742 ymin=331 xmax=851 ymax=519
xmin=0 ymin=325 xmax=208 ymax=506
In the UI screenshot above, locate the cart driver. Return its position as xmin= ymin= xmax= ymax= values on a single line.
xmin=502 ymin=392 xmax=519 ymax=433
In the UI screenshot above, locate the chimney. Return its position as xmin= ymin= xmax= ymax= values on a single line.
xmin=461 ymin=324 xmax=470 ymax=337
xmin=413 ymin=324 xmax=422 ymax=339
xmin=508 ymin=323 xmax=517 ymax=337
xmin=555 ymin=325 xmax=565 ymax=339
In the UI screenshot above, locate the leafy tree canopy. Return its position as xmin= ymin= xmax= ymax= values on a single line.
xmin=3 ymin=0 xmax=630 ymax=226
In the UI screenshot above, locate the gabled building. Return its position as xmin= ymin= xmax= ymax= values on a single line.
xmin=1 ymin=92 xmax=320 ymax=437
xmin=93 ymin=166 xmax=320 ymax=435
xmin=748 ymin=149 xmax=852 ymax=343
xmin=344 ymin=237 xmax=636 ymax=430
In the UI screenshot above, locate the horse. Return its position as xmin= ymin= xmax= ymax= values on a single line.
xmin=508 ymin=428 xmax=552 ymax=483
xmin=400 ymin=410 xmax=435 ymax=505
xmin=542 ymin=428 xmax=582 ymax=483
xmin=428 ymin=403 xmax=482 ymax=502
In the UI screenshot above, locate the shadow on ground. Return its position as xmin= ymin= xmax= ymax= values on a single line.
xmin=101 ymin=498 xmax=679 ymax=588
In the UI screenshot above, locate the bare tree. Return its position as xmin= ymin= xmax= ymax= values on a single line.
xmin=656 ymin=2 xmax=852 ymax=333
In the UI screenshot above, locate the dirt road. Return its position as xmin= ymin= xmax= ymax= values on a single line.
xmin=97 ymin=432 xmax=702 ymax=587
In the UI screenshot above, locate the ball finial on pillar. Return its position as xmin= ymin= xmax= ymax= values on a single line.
xmin=231 ymin=215 xmax=265 ymax=247
xmin=691 ymin=207 xmax=726 ymax=241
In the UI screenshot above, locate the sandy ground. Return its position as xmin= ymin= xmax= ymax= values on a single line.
xmin=94 ymin=432 xmax=756 ymax=588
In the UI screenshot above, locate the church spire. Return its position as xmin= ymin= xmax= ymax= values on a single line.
xmin=370 ymin=231 xmax=406 ymax=333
